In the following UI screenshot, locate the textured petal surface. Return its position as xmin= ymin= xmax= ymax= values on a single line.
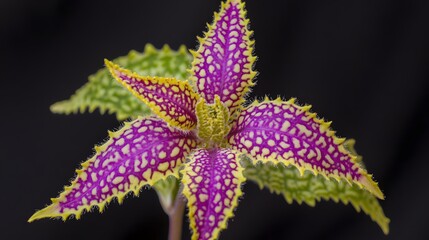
xmin=190 ymin=0 xmax=256 ymax=117
xmin=106 ymin=60 xmax=199 ymax=130
xmin=242 ymin=157 xmax=389 ymax=234
xmin=181 ymin=148 xmax=245 ymax=240
xmin=228 ymin=99 xmax=384 ymax=199
xmin=29 ymin=117 xmax=197 ymax=222
xmin=51 ymin=44 xmax=191 ymax=120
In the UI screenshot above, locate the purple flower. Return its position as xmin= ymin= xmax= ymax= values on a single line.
xmin=30 ymin=0 xmax=385 ymax=239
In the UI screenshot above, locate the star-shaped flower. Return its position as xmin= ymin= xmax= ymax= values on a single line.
xmin=30 ymin=0 xmax=386 ymax=239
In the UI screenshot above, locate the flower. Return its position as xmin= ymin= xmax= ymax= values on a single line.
xmin=29 ymin=0 xmax=386 ymax=239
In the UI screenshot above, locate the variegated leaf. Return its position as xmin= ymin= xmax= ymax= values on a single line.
xmin=181 ymin=148 xmax=245 ymax=240
xmin=29 ymin=117 xmax=197 ymax=222
xmin=228 ymin=98 xmax=384 ymax=199
xmin=105 ymin=60 xmax=200 ymax=130
xmin=241 ymin=149 xmax=390 ymax=234
xmin=51 ymin=44 xmax=192 ymax=120
xmin=190 ymin=0 xmax=256 ymax=118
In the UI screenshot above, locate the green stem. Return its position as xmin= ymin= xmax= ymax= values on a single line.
xmin=168 ymin=195 xmax=185 ymax=240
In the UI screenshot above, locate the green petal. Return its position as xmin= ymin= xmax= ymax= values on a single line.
xmin=50 ymin=44 xmax=192 ymax=120
xmin=242 ymin=153 xmax=390 ymax=235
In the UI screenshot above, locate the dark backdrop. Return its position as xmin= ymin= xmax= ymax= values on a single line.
xmin=1 ymin=0 xmax=428 ymax=239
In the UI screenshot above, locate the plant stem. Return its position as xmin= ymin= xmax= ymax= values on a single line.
xmin=168 ymin=195 xmax=185 ymax=240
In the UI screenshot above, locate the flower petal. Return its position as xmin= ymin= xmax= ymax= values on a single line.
xmin=190 ymin=0 xmax=256 ymax=118
xmin=227 ymin=99 xmax=384 ymax=199
xmin=181 ymin=148 xmax=245 ymax=240
xmin=105 ymin=60 xmax=199 ymax=130
xmin=29 ymin=117 xmax=197 ymax=222
xmin=51 ymin=44 xmax=191 ymax=121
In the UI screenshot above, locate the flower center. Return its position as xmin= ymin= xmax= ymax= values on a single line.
xmin=196 ymin=95 xmax=231 ymax=148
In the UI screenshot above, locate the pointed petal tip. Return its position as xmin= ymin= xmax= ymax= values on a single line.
xmin=359 ymin=175 xmax=385 ymax=200
xmin=104 ymin=58 xmax=114 ymax=68
xmin=28 ymin=204 xmax=59 ymax=223
xmin=104 ymin=59 xmax=119 ymax=77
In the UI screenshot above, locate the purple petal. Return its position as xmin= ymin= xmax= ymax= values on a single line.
xmin=190 ymin=0 xmax=256 ymax=118
xmin=227 ymin=99 xmax=384 ymax=199
xmin=105 ymin=60 xmax=199 ymax=130
xmin=181 ymin=148 xmax=245 ymax=240
xmin=29 ymin=117 xmax=197 ymax=222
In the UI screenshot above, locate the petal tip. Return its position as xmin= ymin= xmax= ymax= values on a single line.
xmin=104 ymin=58 xmax=115 ymax=69
xmin=28 ymin=204 xmax=59 ymax=223
xmin=359 ymin=175 xmax=385 ymax=200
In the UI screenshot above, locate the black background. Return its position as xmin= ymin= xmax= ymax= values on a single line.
xmin=1 ymin=0 xmax=428 ymax=239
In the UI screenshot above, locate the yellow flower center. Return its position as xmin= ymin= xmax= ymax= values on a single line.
xmin=196 ymin=95 xmax=231 ymax=148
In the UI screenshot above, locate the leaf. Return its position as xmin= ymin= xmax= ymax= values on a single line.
xmin=241 ymin=157 xmax=390 ymax=235
xmin=189 ymin=0 xmax=256 ymax=118
xmin=29 ymin=117 xmax=197 ymax=222
xmin=105 ymin=60 xmax=200 ymax=130
xmin=228 ymin=98 xmax=384 ymax=199
xmin=181 ymin=148 xmax=245 ymax=240
xmin=50 ymin=44 xmax=192 ymax=120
